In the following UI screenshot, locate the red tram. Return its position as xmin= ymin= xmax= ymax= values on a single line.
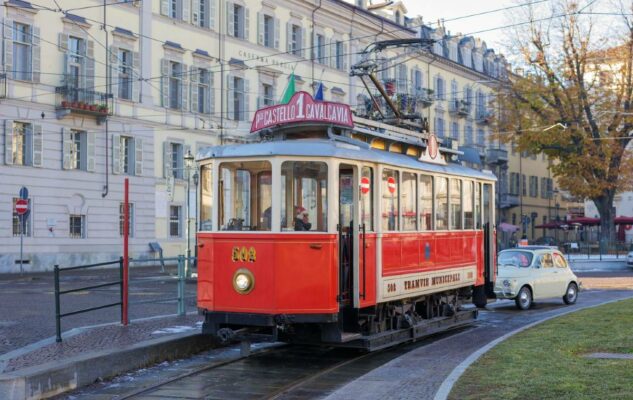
xmin=196 ymin=92 xmax=496 ymax=350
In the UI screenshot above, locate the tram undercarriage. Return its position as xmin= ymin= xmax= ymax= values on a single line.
xmin=202 ymin=288 xmax=479 ymax=351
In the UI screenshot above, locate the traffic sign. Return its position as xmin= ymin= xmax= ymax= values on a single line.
xmin=387 ymin=176 xmax=396 ymax=194
xmin=15 ymin=199 xmax=28 ymax=215
xmin=360 ymin=176 xmax=370 ymax=195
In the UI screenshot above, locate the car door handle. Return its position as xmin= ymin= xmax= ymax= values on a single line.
xmin=310 ymin=243 xmax=322 ymax=249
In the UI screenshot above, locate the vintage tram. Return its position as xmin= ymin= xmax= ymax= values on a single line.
xmin=196 ymin=92 xmax=496 ymax=351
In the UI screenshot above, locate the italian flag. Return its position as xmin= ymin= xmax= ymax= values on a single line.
xmin=280 ymin=73 xmax=296 ymax=104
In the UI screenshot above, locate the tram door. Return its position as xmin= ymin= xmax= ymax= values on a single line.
xmin=338 ymin=166 xmax=357 ymax=309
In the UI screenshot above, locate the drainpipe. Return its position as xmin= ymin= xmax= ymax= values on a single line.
xmin=102 ymin=0 xmax=109 ymax=198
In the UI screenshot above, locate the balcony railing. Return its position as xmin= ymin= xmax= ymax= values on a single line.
xmin=486 ymin=148 xmax=509 ymax=165
xmin=476 ymin=109 xmax=494 ymax=124
xmin=55 ymin=84 xmax=113 ymax=119
xmin=499 ymin=193 xmax=520 ymax=209
xmin=449 ymin=99 xmax=470 ymax=117
xmin=413 ymin=87 xmax=434 ymax=108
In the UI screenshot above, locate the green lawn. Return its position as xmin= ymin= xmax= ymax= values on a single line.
xmin=450 ymin=298 xmax=633 ymax=400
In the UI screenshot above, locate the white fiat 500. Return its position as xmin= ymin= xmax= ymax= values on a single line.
xmin=494 ymin=246 xmax=580 ymax=310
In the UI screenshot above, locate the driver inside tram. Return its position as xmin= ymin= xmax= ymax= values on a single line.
xmin=294 ymin=207 xmax=312 ymax=231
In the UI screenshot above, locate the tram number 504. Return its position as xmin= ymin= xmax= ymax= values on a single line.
xmin=386 ymin=283 xmax=397 ymax=293
xmin=232 ymin=246 xmax=257 ymax=263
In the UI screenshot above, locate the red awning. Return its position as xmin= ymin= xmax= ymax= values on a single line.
xmin=567 ymin=217 xmax=600 ymax=226
xmin=535 ymin=221 xmax=566 ymax=229
xmin=614 ymin=216 xmax=633 ymax=225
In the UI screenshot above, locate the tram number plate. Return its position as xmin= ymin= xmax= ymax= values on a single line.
xmin=232 ymin=246 xmax=257 ymax=263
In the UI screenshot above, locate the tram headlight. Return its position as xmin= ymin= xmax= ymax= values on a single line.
xmin=233 ymin=269 xmax=254 ymax=294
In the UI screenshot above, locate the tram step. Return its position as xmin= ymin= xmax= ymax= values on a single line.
xmin=340 ymin=332 xmax=362 ymax=342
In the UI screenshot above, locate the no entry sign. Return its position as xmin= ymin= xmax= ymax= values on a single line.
xmin=15 ymin=199 xmax=28 ymax=215
xmin=360 ymin=176 xmax=370 ymax=194
xmin=387 ymin=176 xmax=396 ymax=194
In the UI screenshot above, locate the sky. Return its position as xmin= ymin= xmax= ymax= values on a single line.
xmin=401 ymin=1 xmax=516 ymax=50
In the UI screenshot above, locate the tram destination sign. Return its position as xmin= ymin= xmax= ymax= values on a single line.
xmin=250 ymin=91 xmax=354 ymax=133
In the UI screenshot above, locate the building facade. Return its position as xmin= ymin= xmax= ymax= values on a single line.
xmin=1 ymin=0 xmax=512 ymax=271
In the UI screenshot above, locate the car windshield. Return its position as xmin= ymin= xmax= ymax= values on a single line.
xmin=498 ymin=250 xmax=533 ymax=268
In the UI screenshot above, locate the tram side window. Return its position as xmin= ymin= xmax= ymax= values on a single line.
xmin=360 ymin=167 xmax=374 ymax=231
xmin=475 ymin=183 xmax=482 ymax=229
xmin=435 ymin=177 xmax=448 ymax=230
xmin=200 ymin=164 xmax=213 ymax=231
xmin=219 ymin=161 xmax=272 ymax=231
xmin=450 ymin=179 xmax=462 ymax=230
xmin=420 ymin=174 xmax=433 ymax=231
xmin=464 ymin=180 xmax=474 ymax=229
xmin=382 ymin=169 xmax=399 ymax=231
xmin=402 ymin=172 xmax=417 ymax=231
xmin=281 ymin=161 xmax=328 ymax=232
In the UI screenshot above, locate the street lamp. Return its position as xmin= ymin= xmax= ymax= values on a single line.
xmin=184 ymin=150 xmax=195 ymax=278
xmin=192 ymin=170 xmax=199 ymax=271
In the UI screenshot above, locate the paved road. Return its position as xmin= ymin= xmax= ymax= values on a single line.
xmin=0 ymin=266 xmax=197 ymax=355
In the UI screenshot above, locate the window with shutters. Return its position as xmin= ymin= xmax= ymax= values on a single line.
xmin=529 ymin=176 xmax=538 ymax=197
xmin=435 ymin=117 xmax=445 ymax=138
xmin=69 ymin=214 xmax=86 ymax=238
xmin=396 ymin=64 xmax=407 ymax=92
xmin=67 ymin=36 xmax=84 ymax=97
xmin=11 ymin=122 xmax=31 ymax=166
xmin=521 ymin=174 xmax=527 ymax=196
xmin=232 ymin=4 xmax=247 ymax=39
xmin=262 ymin=83 xmax=274 ymax=106
xmin=12 ymin=198 xmax=31 ymax=237
xmin=435 ymin=75 xmax=445 ymax=100
xmin=119 ymin=203 xmax=134 ymax=237
xmin=335 ymin=41 xmax=344 ymax=70
xmin=465 ymin=124 xmax=473 ymax=145
xmin=316 ymin=34 xmax=326 ymax=64
xmin=169 ymin=205 xmax=182 ymax=237
xmin=451 ymin=121 xmax=459 ymax=140
xmin=477 ymin=128 xmax=485 ymax=146
xmin=263 ymin=14 xmax=274 ymax=48
xmin=12 ymin=22 xmax=31 ymax=81
xmin=290 ymin=24 xmax=302 ymax=56
xmin=69 ymin=130 xmax=87 ymax=171
xmin=194 ymin=68 xmax=211 ymax=114
xmin=170 ymin=142 xmax=184 ymax=179
xmin=120 ymin=136 xmax=135 ymax=175
xmin=198 ymin=0 xmax=210 ymax=27
xmin=169 ymin=61 xmax=182 ymax=109
xmin=118 ymin=49 xmax=132 ymax=100
xmin=232 ymin=76 xmax=245 ymax=121
xmin=170 ymin=0 xmax=182 ymax=19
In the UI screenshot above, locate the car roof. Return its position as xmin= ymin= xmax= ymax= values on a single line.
xmin=500 ymin=246 xmax=560 ymax=252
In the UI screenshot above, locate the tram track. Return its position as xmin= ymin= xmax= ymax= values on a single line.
xmin=112 ymin=327 xmax=472 ymax=400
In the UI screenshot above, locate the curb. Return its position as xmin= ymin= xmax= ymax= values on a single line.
xmin=433 ymin=294 xmax=633 ymax=400
xmin=0 ymin=332 xmax=214 ymax=400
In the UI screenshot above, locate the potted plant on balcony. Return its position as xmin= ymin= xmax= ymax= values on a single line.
xmin=89 ymin=104 xmax=97 ymax=112
xmin=71 ymin=101 xmax=79 ymax=109
xmin=61 ymin=100 xmax=69 ymax=108
xmin=98 ymin=104 xmax=108 ymax=114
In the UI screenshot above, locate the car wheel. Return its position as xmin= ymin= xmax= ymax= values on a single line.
xmin=515 ymin=286 xmax=532 ymax=310
xmin=563 ymin=282 xmax=578 ymax=305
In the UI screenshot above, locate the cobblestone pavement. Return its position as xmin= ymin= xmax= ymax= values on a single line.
xmin=0 ymin=264 xmax=198 ymax=357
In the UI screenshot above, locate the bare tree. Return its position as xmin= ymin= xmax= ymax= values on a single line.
xmin=500 ymin=0 xmax=633 ymax=246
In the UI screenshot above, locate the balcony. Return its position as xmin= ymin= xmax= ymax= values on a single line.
xmin=449 ymin=99 xmax=470 ymax=117
xmin=413 ymin=87 xmax=434 ymax=108
xmin=486 ymin=148 xmax=508 ymax=165
xmin=499 ymin=193 xmax=520 ymax=209
xmin=476 ymin=110 xmax=494 ymax=124
xmin=55 ymin=84 xmax=113 ymax=122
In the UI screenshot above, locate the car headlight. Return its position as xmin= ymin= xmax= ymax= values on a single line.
xmin=503 ymin=279 xmax=511 ymax=287
xmin=233 ymin=269 xmax=254 ymax=294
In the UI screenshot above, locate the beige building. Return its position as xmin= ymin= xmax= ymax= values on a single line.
xmin=1 ymin=0 xmax=511 ymax=271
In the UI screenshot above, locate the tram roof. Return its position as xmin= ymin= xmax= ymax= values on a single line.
xmin=198 ymin=139 xmax=496 ymax=181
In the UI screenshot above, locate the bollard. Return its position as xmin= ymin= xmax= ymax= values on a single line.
xmin=54 ymin=265 xmax=62 ymax=342
xmin=177 ymin=255 xmax=185 ymax=316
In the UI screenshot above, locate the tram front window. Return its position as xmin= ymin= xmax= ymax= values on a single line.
xmin=281 ymin=161 xmax=328 ymax=232
xmin=219 ymin=161 xmax=272 ymax=231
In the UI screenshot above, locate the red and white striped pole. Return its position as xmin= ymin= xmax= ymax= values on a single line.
xmin=122 ymin=178 xmax=129 ymax=326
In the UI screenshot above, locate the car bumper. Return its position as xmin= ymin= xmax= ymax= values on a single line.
xmin=494 ymin=287 xmax=518 ymax=299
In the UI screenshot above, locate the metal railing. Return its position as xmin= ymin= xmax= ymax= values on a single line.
xmin=54 ymin=258 xmax=124 ymax=342
xmin=53 ymin=255 xmax=196 ymax=342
